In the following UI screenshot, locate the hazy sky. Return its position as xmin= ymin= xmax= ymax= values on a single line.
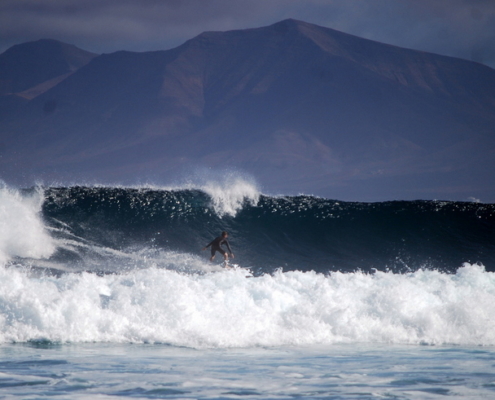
xmin=1 ymin=0 xmax=495 ymax=68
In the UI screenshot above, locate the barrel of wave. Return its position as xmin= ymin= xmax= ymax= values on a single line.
xmin=0 ymin=185 xmax=55 ymax=265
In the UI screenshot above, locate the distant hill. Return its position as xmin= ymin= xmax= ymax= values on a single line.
xmin=1 ymin=20 xmax=495 ymax=201
xmin=0 ymin=39 xmax=97 ymax=118
xmin=0 ymin=39 xmax=97 ymax=95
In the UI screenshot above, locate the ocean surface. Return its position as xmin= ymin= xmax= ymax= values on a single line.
xmin=1 ymin=179 xmax=495 ymax=399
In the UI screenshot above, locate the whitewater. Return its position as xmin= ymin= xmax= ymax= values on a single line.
xmin=1 ymin=180 xmax=495 ymax=398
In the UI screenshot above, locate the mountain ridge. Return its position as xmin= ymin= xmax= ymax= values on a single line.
xmin=0 ymin=38 xmax=97 ymax=95
xmin=0 ymin=38 xmax=97 ymax=119
xmin=1 ymin=19 xmax=494 ymax=201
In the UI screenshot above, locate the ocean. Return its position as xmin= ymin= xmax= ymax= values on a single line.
xmin=1 ymin=179 xmax=495 ymax=399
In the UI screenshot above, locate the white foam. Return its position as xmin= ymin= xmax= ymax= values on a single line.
xmin=0 ymin=185 xmax=55 ymax=265
xmin=199 ymin=175 xmax=260 ymax=217
xmin=166 ymin=170 xmax=260 ymax=217
xmin=0 ymin=262 xmax=494 ymax=347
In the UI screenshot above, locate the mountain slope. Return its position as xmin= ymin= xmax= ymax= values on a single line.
xmin=0 ymin=39 xmax=97 ymax=96
xmin=1 ymin=20 xmax=495 ymax=201
xmin=0 ymin=39 xmax=97 ymax=120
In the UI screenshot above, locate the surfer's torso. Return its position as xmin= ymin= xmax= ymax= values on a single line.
xmin=207 ymin=236 xmax=232 ymax=253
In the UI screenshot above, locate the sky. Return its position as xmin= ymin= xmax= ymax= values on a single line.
xmin=1 ymin=0 xmax=495 ymax=68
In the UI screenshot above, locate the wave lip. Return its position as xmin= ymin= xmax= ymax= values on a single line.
xmin=198 ymin=175 xmax=260 ymax=217
xmin=0 ymin=264 xmax=494 ymax=347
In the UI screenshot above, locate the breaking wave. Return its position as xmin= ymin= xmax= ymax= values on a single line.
xmin=0 ymin=180 xmax=494 ymax=346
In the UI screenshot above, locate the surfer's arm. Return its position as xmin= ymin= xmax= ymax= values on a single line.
xmin=224 ymin=240 xmax=233 ymax=255
xmin=202 ymin=240 xmax=213 ymax=250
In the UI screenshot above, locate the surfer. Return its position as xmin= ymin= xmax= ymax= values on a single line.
xmin=202 ymin=231 xmax=234 ymax=263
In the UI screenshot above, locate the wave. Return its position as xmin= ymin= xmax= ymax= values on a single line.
xmin=1 ymin=181 xmax=494 ymax=274
xmin=180 ymin=173 xmax=260 ymax=217
xmin=0 ymin=181 xmax=494 ymax=346
xmin=0 ymin=263 xmax=494 ymax=347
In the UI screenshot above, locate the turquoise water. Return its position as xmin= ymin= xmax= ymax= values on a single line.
xmin=1 ymin=343 xmax=495 ymax=399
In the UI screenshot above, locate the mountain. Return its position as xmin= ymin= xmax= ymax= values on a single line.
xmin=0 ymin=39 xmax=97 ymax=118
xmin=1 ymin=20 xmax=495 ymax=201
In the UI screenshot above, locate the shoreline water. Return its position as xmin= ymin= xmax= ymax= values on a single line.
xmin=1 ymin=342 xmax=495 ymax=399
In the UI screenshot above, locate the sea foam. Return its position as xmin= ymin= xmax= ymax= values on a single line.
xmin=0 ymin=262 xmax=494 ymax=347
xmin=0 ymin=186 xmax=55 ymax=265
xmin=166 ymin=170 xmax=260 ymax=217
xmin=200 ymin=175 xmax=260 ymax=217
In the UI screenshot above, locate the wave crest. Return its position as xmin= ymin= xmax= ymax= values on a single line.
xmin=199 ymin=175 xmax=260 ymax=217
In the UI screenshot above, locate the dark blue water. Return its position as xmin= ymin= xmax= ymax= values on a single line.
xmin=39 ymin=186 xmax=495 ymax=275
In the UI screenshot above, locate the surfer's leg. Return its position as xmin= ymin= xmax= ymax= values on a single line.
xmin=217 ymin=249 xmax=228 ymax=266
xmin=210 ymin=248 xmax=216 ymax=262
